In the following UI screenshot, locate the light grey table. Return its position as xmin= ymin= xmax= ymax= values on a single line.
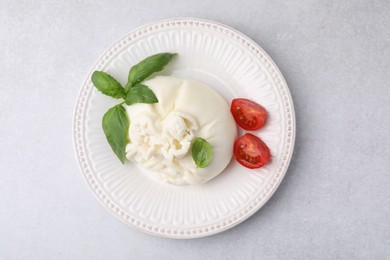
xmin=1 ymin=1 xmax=389 ymax=259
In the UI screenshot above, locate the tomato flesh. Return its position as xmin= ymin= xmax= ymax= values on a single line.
xmin=231 ymin=98 xmax=267 ymax=130
xmin=234 ymin=133 xmax=270 ymax=169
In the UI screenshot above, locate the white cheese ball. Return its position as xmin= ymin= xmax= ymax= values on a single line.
xmin=125 ymin=76 xmax=236 ymax=185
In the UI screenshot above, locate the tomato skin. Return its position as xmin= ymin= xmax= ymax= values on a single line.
xmin=230 ymin=98 xmax=267 ymax=130
xmin=234 ymin=133 xmax=270 ymax=169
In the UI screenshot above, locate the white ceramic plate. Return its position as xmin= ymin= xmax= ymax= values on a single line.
xmin=73 ymin=18 xmax=295 ymax=239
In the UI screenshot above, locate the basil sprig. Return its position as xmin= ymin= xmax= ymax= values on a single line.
xmin=191 ymin=138 xmax=213 ymax=168
xmin=91 ymin=53 xmax=177 ymax=163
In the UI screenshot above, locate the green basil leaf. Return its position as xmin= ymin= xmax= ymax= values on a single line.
xmin=126 ymin=53 xmax=177 ymax=92
xmin=125 ymin=84 xmax=158 ymax=105
xmin=91 ymin=71 xmax=125 ymax=99
xmin=191 ymin=138 xmax=213 ymax=168
xmin=102 ymin=104 xmax=129 ymax=164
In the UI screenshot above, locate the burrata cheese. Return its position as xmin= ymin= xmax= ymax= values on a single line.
xmin=125 ymin=76 xmax=236 ymax=185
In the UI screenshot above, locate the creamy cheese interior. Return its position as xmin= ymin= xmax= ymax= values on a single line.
xmin=125 ymin=76 xmax=236 ymax=185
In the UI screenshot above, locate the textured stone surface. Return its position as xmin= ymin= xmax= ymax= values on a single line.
xmin=0 ymin=0 xmax=389 ymax=259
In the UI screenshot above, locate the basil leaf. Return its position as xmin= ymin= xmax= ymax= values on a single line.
xmin=191 ymin=138 xmax=213 ymax=168
xmin=126 ymin=53 xmax=177 ymax=92
xmin=125 ymin=84 xmax=158 ymax=105
xmin=91 ymin=71 xmax=125 ymax=99
xmin=102 ymin=104 xmax=129 ymax=164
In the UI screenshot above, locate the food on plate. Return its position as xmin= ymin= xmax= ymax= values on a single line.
xmin=91 ymin=52 xmax=272 ymax=183
xmin=230 ymin=98 xmax=267 ymax=131
xmin=125 ymin=76 xmax=236 ymax=185
xmin=233 ymin=133 xmax=270 ymax=169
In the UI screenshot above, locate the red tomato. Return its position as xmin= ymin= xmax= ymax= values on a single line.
xmin=230 ymin=98 xmax=267 ymax=130
xmin=234 ymin=133 xmax=270 ymax=169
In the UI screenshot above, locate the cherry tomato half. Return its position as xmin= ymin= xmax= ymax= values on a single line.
xmin=234 ymin=133 xmax=270 ymax=169
xmin=230 ymin=98 xmax=267 ymax=130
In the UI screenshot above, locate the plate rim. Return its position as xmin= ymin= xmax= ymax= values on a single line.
xmin=73 ymin=17 xmax=296 ymax=239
